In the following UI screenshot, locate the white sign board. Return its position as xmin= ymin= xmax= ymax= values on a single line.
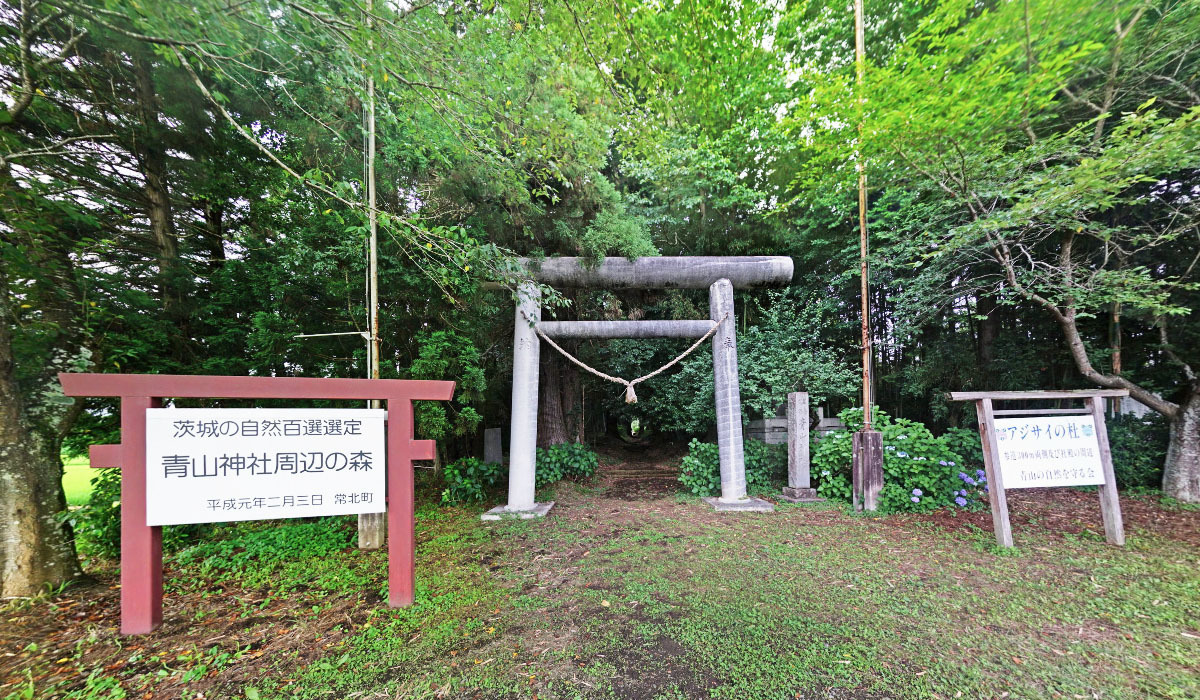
xmin=145 ymin=408 xmax=386 ymax=526
xmin=993 ymin=415 xmax=1105 ymax=488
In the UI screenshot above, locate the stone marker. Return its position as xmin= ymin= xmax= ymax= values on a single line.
xmin=746 ymin=417 xmax=788 ymax=444
xmin=484 ymin=427 xmax=503 ymax=465
xmin=358 ymin=512 xmax=385 ymax=549
xmin=781 ymin=392 xmax=822 ymax=502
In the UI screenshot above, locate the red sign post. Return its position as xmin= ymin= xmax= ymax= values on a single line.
xmin=59 ymin=373 xmax=455 ymax=635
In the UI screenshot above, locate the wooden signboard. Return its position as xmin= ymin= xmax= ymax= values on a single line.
xmin=145 ymin=408 xmax=387 ymax=526
xmin=59 ymin=373 xmax=455 ymax=635
xmin=947 ymin=390 xmax=1127 ymax=548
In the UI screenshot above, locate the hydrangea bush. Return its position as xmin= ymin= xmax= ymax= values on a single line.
xmin=440 ymin=442 xmax=599 ymax=505
xmin=940 ymin=426 xmax=985 ymax=472
xmin=534 ymin=442 xmax=599 ymax=487
xmin=678 ymin=438 xmax=786 ymax=497
xmin=441 ymin=457 xmax=506 ymax=504
xmin=811 ymin=408 xmax=985 ymax=513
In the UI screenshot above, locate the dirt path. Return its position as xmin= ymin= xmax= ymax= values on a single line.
xmin=592 ymin=439 xmax=687 ymax=500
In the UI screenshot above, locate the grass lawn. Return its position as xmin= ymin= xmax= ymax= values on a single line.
xmin=4 ymin=451 xmax=1199 ymax=700
xmin=61 ymin=455 xmax=94 ymax=507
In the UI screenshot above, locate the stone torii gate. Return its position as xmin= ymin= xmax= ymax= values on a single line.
xmin=484 ymin=256 xmax=794 ymax=520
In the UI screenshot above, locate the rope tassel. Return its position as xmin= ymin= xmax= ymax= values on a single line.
xmin=624 ymin=383 xmax=638 ymax=404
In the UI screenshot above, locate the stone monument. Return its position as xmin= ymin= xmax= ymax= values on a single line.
xmin=483 ymin=427 xmax=504 ymax=465
xmin=780 ymin=392 xmax=821 ymax=502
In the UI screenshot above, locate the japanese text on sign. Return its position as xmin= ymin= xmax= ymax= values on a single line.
xmin=993 ymin=415 xmax=1104 ymax=488
xmin=145 ymin=408 xmax=385 ymax=526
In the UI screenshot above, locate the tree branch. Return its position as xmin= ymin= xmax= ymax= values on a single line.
xmin=1158 ymin=318 xmax=1197 ymax=384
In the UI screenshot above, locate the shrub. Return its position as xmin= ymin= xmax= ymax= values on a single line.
xmin=678 ymin=438 xmax=786 ymax=497
xmin=441 ymin=457 xmax=506 ymax=505
xmin=535 ymin=442 xmax=599 ymax=487
xmin=811 ymin=408 xmax=982 ymax=513
xmin=440 ymin=443 xmax=598 ymax=506
xmin=940 ymin=426 xmax=985 ymax=472
xmin=67 ymin=468 xmax=122 ymax=557
xmin=810 ymin=432 xmax=852 ymax=502
xmin=679 ymin=440 xmax=721 ymax=496
xmin=745 ymin=439 xmax=788 ymax=488
xmin=67 ymin=468 xmax=207 ymax=558
xmin=1107 ymin=413 xmax=1168 ymax=489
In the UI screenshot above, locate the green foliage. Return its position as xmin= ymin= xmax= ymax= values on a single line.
xmin=677 ymin=438 xmax=786 ymax=497
xmin=440 ymin=457 xmax=506 ymax=505
xmin=534 ymin=442 xmax=599 ymax=488
xmin=809 ymin=429 xmax=853 ymax=503
xmin=651 ymin=289 xmax=858 ymax=433
xmin=1107 ymin=414 xmax=1169 ymax=489
xmin=173 ymin=519 xmax=353 ymax=573
xmin=410 ymin=330 xmax=486 ymax=441
xmin=63 ymin=469 xmax=122 ymax=558
xmin=847 ymin=0 xmax=1200 ymax=454
xmin=678 ymin=440 xmax=721 ymax=496
xmin=67 ymin=470 xmax=207 ymax=558
xmin=812 ymin=408 xmax=981 ymax=513
xmin=940 ymin=426 xmax=985 ymax=472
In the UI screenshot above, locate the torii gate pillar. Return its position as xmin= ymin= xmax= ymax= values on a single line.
xmin=503 ymin=281 xmax=545 ymax=516
xmin=708 ymin=278 xmax=747 ymax=503
xmin=485 ymin=257 xmax=792 ymax=519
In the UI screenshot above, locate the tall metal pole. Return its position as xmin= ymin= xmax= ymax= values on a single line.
xmin=855 ymin=0 xmax=872 ymax=430
xmin=359 ymin=0 xmax=385 ymax=549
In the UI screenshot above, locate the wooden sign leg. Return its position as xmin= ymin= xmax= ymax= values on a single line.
xmin=976 ymin=399 xmax=1014 ymax=548
xmin=120 ymin=396 xmax=163 ymax=634
xmin=1089 ymin=397 xmax=1125 ymax=546
xmin=386 ymin=398 xmax=437 ymax=607
xmin=386 ymin=398 xmax=416 ymax=607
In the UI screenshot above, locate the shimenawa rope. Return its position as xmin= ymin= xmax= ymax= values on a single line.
xmin=521 ymin=311 xmax=730 ymax=404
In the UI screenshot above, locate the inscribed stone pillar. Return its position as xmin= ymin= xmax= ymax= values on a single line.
xmin=788 ymin=393 xmax=810 ymax=487
xmin=709 ymin=278 xmax=747 ymax=502
xmin=358 ymin=512 xmax=385 ymax=549
xmin=781 ymin=392 xmax=820 ymax=502
xmin=483 ymin=427 xmax=504 ymax=465
xmin=505 ymin=281 xmax=541 ymax=512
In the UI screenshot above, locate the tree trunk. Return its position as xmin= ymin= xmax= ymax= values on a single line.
xmin=1163 ymin=388 xmax=1200 ymax=503
xmin=0 ymin=160 xmax=91 ymax=596
xmin=560 ymin=352 xmax=584 ymax=443
xmin=976 ymin=293 xmax=1000 ymax=388
xmin=202 ymin=200 xmax=226 ymax=273
xmin=132 ymin=58 xmax=182 ymax=315
xmin=1044 ymin=308 xmax=1197 ymax=502
xmin=537 ymin=351 xmax=568 ymax=447
xmin=0 ymin=274 xmax=82 ymax=597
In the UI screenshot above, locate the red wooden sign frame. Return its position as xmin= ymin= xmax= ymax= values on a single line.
xmin=59 ymin=373 xmax=455 ymax=635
